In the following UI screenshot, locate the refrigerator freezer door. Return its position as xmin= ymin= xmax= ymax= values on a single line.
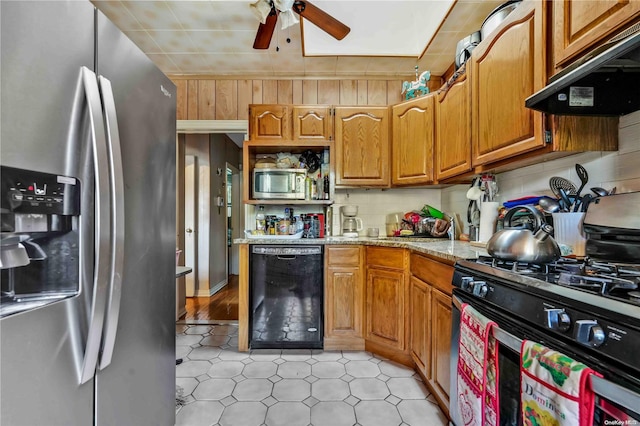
xmin=94 ymin=10 xmax=177 ymax=426
xmin=0 ymin=2 xmax=96 ymax=425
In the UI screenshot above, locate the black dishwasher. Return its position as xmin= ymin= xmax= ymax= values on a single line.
xmin=250 ymin=245 xmax=323 ymax=349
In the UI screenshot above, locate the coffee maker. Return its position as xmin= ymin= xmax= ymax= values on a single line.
xmin=340 ymin=205 xmax=363 ymax=238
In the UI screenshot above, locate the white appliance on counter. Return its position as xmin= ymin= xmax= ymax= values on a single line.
xmin=340 ymin=205 xmax=363 ymax=238
xmin=1 ymin=2 xmax=176 ymax=425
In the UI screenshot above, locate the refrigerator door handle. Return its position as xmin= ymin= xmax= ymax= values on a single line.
xmin=76 ymin=66 xmax=112 ymax=385
xmin=96 ymin=75 xmax=125 ymax=370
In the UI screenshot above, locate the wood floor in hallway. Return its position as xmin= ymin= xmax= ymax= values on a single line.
xmin=184 ymin=274 xmax=238 ymax=321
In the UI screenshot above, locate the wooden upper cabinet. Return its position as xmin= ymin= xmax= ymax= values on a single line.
xmin=249 ymin=104 xmax=291 ymax=141
xmin=292 ymin=106 xmax=333 ymax=141
xmin=334 ymin=107 xmax=390 ymax=187
xmin=391 ymin=95 xmax=435 ymax=186
xmin=470 ymin=0 xmax=546 ymax=167
xmin=436 ymin=69 xmax=472 ymax=181
xmin=554 ymin=0 xmax=640 ymax=70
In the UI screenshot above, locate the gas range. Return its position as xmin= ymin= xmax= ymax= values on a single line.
xmin=453 ymin=257 xmax=640 ymax=382
xmin=474 ymin=256 xmax=640 ymax=306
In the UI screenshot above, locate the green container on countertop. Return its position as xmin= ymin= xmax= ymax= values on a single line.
xmin=421 ymin=204 xmax=444 ymax=219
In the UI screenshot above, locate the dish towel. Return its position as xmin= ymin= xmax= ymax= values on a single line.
xmin=457 ymin=303 xmax=499 ymax=426
xmin=521 ymin=340 xmax=601 ymax=426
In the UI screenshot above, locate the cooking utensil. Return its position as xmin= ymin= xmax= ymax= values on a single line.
xmin=575 ymin=163 xmax=588 ymax=198
xmin=558 ymin=187 xmax=572 ymax=212
xmin=580 ymin=194 xmax=593 ymax=212
xmin=591 ymin=187 xmax=609 ymax=197
xmin=480 ymin=0 xmax=522 ymax=39
xmin=487 ymin=222 xmax=560 ymax=264
xmin=466 ymin=183 xmax=483 ymax=200
xmin=549 ymin=176 xmax=577 ymax=198
xmin=538 ymin=197 xmax=561 ymax=214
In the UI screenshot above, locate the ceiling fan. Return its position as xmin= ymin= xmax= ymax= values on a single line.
xmin=250 ymin=0 xmax=350 ymax=49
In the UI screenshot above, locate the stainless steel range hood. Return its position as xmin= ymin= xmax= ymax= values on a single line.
xmin=526 ymin=25 xmax=640 ymax=116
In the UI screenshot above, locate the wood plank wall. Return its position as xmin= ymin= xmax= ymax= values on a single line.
xmin=170 ymin=78 xmax=442 ymax=121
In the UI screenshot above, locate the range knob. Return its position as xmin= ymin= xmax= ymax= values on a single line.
xmin=472 ymin=281 xmax=488 ymax=298
xmin=460 ymin=276 xmax=474 ymax=291
xmin=574 ymin=320 xmax=606 ymax=347
xmin=545 ymin=308 xmax=571 ymax=332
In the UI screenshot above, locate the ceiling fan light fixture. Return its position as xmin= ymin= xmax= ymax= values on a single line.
xmin=250 ymin=0 xmax=272 ymax=24
xmin=279 ymin=9 xmax=298 ymax=29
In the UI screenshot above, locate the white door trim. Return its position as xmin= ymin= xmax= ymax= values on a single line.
xmin=177 ymin=120 xmax=248 ymax=134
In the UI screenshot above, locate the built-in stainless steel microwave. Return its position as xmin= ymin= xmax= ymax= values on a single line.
xmin=253 ymin=168 xmax=306 ymax=199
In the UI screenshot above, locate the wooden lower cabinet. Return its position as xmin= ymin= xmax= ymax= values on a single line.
xmin=365 ymin=247 xmax=409 ymax=360
xmin=409 ymin=276 xmax=431 ymax=377
xmin=325 ymin=246 xmax=364 ymax=350
xmin=410 ymin=253 xmax=454 ymax=418
xmin=430 ymin=288 xmax=452 ymax=407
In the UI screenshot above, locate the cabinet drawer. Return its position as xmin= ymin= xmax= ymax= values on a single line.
xmin=327 ymin=246 xmax=361 ymax=266
xmin=410 ymin=253 xmax=453 ymax=295
xmin=367 ymin=247 xmax=405 ymax=270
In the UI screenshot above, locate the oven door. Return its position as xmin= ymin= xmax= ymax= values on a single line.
xmin=450 ymin=290 xmax=640 ymax=426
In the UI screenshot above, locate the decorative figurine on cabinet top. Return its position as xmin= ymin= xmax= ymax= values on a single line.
xmin=401 ymin=66 xmax=430 ymax=100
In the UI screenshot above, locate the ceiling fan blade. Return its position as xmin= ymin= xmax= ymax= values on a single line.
xmin=253 ymin=11 xmax=277 ymax=49
xmin=293 ymin=1 xmax=350 ymax=40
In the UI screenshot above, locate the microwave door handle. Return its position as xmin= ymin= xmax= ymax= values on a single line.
xmin=96 ymin=75 xmax=125 ymax=371
xmin=74 ymin=66 xmax=112 ymax=385
xmin=453 ymin=294 xmax=640 ymax=413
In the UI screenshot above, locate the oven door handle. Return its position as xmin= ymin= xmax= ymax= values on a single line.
xmin=452 ymin=295 xmax=640 ymax=414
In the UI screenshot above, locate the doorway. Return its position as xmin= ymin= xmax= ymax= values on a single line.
xmin=226 ymin=163 xmax=241 ymax=276
xmin=176 ymin=120 xmax=247 ymax=323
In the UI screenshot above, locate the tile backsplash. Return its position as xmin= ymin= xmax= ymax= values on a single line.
xmin=442 ymin=110 xmax=640 ymax=234
xmin=331 ymin=187 xmax=441 ymax=236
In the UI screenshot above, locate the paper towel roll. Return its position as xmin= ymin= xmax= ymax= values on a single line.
xmin=479 ymin=201 xmax=499 ymax=243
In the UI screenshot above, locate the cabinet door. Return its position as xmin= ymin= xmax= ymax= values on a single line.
xmin=409 ymin=276 xmax=431 ymax=378
xmin=249 ymin=104 xmax=291 ymax=140
xmin=554 ymin=0 xmax=640 ymax=70
xmin=334 ymin=107 xmax=390 ymax=187
xmin=470 ymin=0 xmax=546 ymax=166
xmin=436 ymin=71 xmax=472 ymax=180
xmin=325 ymin=266 xmax=363 ymax=338
xmin=292 ymin=106 xmax=333 ymax=141
xmin=391 ymin=95 xmax=435 ymax=185
xmin=366 ymin=267 xmax=405 ymax=350
xmin=430 ymin=289 xmax=452 ymax=405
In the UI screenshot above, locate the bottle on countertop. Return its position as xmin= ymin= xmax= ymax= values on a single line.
xmin=256 ymin=206 xmax=266 ymax=233
xmin=323 ymin=174 xmax=330 ymax=200
xmin=305 ymin=176 xmax=312 ymax=200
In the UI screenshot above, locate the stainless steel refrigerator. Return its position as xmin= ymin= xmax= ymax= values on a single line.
xmin=0 ymin=1 xmax=177 ymax=425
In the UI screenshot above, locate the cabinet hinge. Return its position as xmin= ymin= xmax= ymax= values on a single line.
xmin=544 ymin=130 xmax=552 ymax=144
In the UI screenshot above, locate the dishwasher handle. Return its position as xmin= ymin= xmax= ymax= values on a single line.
xmin=276 ymin=255 xmax=297 ymax=260
xmin=252 ymin=246 xmax=322 ymax=256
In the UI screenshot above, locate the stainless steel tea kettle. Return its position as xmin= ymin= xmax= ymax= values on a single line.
xmin=487 ymin=205 xmax=561 ymax=263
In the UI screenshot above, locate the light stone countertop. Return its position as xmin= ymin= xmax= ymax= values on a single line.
xmin=234 ymin=236 xmax=488 ymax=263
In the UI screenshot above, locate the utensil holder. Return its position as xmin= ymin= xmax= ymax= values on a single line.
xmin=551 ymin=212 xmax=586 ymax=256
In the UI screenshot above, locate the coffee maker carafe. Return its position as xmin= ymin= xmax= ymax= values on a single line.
xmin=340 ymin=205 xmax=363 ymax=238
